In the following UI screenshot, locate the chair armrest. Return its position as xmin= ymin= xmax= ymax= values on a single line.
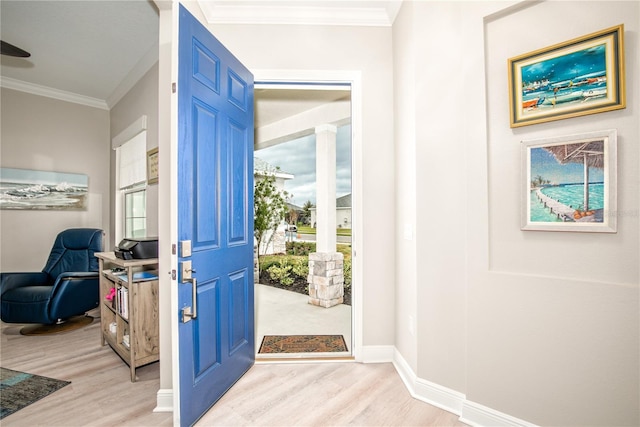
xmin=49 ymin=272 xmax=100 ymax=320
xmin=50 ymin=272 xmax=99 ymax=296
xmin=0 ymin=272 xmax=49 ymax=296
xmin=57 ymin=272 xmax=100 ymax=280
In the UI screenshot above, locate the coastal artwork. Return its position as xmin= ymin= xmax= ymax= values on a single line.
xmin=509 ymin=25 xmax=625 ymax=127
xmin=0 ymin=168 xmax=89 ymax=210
xmin=521 ymin=130 xmax=617 ymax=233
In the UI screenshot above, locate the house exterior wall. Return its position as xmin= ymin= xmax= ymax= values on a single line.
xmin=336 ymin=207 xmax=351 ymax=229
xmin=394 ymin=1 xmax=639 ymax=425
xmin=0 ymin=88 xmax=110 ymax=271
xmin=309 ymin=207 xmax=352 ymax=229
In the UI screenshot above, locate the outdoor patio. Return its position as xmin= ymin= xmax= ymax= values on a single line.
xmin=255 ymin=283 xmax=352 ymax=358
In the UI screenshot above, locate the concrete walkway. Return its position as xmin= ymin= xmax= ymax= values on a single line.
xmin=255 ymin=283 xmax=352 ymax=358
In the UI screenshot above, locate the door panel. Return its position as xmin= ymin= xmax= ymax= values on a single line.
xmin=177 ymin=5 xmax=254 ymax=426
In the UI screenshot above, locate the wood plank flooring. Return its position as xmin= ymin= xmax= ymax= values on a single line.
xmin=1 ymin=316 xmax=171 ymax=427
xmin=1 ymin=317 xmax=465 ymax=426
xmin=196 ymin=362 xmax=466 ymax=426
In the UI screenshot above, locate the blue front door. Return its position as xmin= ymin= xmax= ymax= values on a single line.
xmin=177 ymin=5 xmax=254 ymax=426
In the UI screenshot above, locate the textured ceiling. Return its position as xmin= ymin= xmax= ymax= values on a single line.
xmin=0 ymin=1 xmax=159 ymax=106
xmin=0 ymin=1 xmax=379 ymax=114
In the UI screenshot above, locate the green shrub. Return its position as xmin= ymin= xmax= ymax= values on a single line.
xmin=286 ymin=241 xmax=316 ymax=255
xmin=260 ymin=250 xmax=350 ymax=290
xmin=258 ymin=255 xmax=281 ymax=276
xmin=291 ymin=257 xmax=309 ymax=279
xmin=343 ymin=258 xmax=352 ymax=289
xmin=267 ymin=259 xmax=294 ymax=286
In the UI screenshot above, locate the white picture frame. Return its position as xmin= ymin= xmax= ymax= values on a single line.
xmin=521 ymin=129 xmax=617 ymax=233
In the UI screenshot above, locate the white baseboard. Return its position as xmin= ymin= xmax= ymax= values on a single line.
xmin=392 ymin=349 xmax=465 ymax=415
xmin=359 ymin=345 xmax=395 ymax=363
xmin=392 ymin=348 xmax=537 ymax=427
xmin=460 ymin=400 xmax=537 ymax=427
xmin=154 ymin=388 xmax=173 ymax=412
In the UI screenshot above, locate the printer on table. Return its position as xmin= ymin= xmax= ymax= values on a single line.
xmin=115 ymin=237 xmax=158 ymax=260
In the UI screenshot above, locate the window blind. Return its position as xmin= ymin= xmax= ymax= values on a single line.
xmin=118 ymin=130 xmax=147 ymax=189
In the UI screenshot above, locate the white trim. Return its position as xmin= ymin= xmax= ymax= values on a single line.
xmin=0 ymin=76 xmax=109 ymax=110
xmin=255 ymin=83 xmax=350 ymax=91
xmin=460 ymin=401 xmax=538 ymax=427
xmin=393 ymin=348 xmax=537 ymax=427
xmin=154 ymin=389 xmax=173 ymax=412
xmin=315 ymin=124 xmax=337 ymax=134
xmin=414 ymin=377 xmax=465 ymax=415
xmin=393 ymin=349 xmax=465 ymax=415
xmin=254 ymin=69 xmax=363 ymax=364
xmin=112 ymin=115 xmax=148 ymax=149
xmin=198 ymin=2 xmax=400 ymax=27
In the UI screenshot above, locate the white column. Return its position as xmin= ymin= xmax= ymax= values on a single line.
xmin=315 ymin=124 xmax=337 ymax=253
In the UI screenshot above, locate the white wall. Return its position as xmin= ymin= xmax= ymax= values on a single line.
xmin=109 ymin=63 xmax=160 ymax=249
xmin=477 ymin=2 xmax=638 ymax=424
xmin=394 ymin=1 xmax=639 ymax=425
xmin=208 ymin=22 xmax=396 ymax=346
xmin=392 ymin=0 xmax=418 ymax=372
xmin=0 ymin=88 xmax=110 ymax=271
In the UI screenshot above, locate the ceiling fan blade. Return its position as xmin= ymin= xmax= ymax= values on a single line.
xmin=0 ymin=41 xmax=31 ymax=58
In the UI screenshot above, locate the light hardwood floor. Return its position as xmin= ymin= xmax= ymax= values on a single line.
xmin=1 ymin=317 xmax=465 ymax=426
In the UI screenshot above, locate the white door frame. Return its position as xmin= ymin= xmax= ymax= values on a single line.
xmin=253 ymin=69 xmax=363 ymax=361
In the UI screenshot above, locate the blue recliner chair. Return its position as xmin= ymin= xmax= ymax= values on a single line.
xmin=0 ymin=228 xmax=104 ymax=331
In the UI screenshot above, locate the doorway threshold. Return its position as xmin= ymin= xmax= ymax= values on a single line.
xmin=256 ymin=355 xmax=355 ymax=364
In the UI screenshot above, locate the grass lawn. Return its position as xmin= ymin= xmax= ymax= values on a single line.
xmin=297 ymin=225 xmax=351 ymax=236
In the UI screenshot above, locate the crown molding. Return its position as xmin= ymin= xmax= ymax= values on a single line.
xmin=0 ymin=76 xmax=109 ymax=110
xmin=199 ymin=1 xmax=403 ymax=27
xmin=1 ymin=40 xmax=158 ymax=111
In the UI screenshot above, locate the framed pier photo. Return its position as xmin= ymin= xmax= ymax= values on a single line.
xmin=508 ymin=24 xmax=625 ymax=128
xmin=521 ymin=129 xmax=617 ymax=233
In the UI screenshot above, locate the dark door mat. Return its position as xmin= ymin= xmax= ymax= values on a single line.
xmin=258 ymin=335 xmax=348 ymax=354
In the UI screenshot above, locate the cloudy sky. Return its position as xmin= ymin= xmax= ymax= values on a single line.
xmin=255 ymin=124 xmax=352 ymax=207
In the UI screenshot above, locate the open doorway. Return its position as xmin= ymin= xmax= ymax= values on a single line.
xmin=253 ymin=84 xmax=353 ymax=359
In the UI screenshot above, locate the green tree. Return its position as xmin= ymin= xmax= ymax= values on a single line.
xmin=301 ymin=200 xmax=314 ymax=225
xmin=254 ymin=171 xmax=289 ymax=259
xmin=531 ymin=174 xmax=550 ymax=189
xmin=288 ymin=207 xmax=299 ymax=226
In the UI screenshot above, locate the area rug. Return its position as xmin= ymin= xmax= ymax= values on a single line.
xmin=0 ymin=368 xmax=70 ymax=419
xmin=258 ymin=335 xmax=348 ymax=354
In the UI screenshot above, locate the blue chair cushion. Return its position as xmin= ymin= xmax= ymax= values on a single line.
xmin=0 ymin=228 xmax=103 ymax=324
xmin=1 ymin=287 xmax=52 ymax=324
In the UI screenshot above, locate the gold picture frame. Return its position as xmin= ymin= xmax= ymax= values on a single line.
xmin=508 ymin=24 xmax=625 ymax=128
xmin=147 ymin=147 xmax=159 ymax=185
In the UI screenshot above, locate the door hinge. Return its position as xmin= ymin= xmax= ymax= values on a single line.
xmin=172 ymin=82 xmax=176 ymax=93
xmin=172 ymin=244 xmax=176 ymax=255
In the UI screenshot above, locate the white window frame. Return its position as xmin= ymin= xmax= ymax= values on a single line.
xmin=122 ymin=185 xmax=147 ymax=239
xmin=112 ymin=116 xmax=148 ymax=245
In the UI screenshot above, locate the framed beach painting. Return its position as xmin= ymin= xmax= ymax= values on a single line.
xmin=0 ymin=167 xmax=89 ymax=210
xmin=521 ymin=129 xmax=617 ymax=233
xmin=508 ymin=24 xmax=625 ymax=128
